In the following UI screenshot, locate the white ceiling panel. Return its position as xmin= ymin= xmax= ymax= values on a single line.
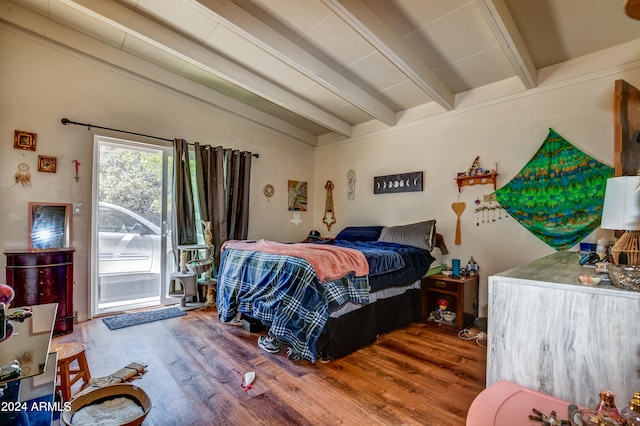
xmin=3 ymin=0 xmax=640 ymax=146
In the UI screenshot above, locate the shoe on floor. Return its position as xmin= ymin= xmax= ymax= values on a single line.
xmin=258 ymin=334 xmax=280 ymax=353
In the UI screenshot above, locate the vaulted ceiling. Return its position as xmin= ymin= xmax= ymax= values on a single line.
xmin=2 ymin=0 xmax=640 ymax=146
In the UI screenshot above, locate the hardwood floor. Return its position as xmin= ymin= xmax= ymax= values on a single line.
xmin=53 ymin=306 xmax=486 ymax=425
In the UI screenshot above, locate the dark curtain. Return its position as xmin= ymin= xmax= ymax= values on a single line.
xmin=171 ymin=139 xmax=197 ymax=262
xmin=193 ymin=144 xmax=252 ymax=266
xmin=226 ymin=149 xmax=252 ymax=240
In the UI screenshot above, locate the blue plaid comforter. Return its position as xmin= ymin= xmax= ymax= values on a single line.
xmin=216 ymin=248 xmax=369 ymax=363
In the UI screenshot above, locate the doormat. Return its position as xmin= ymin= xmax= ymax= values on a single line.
xmin=102 ymin=307 xmax=186 ymax=330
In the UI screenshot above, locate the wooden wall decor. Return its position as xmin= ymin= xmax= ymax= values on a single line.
xmin=614 ymin=79 xmax=640 ymax=176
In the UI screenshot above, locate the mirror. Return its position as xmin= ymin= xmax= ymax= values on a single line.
xmin=28 ymin=202 xmax=72 ymax=249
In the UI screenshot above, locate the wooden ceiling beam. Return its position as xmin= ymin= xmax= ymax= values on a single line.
xmin=193 ymin=0 xmax=397 ymax=127
xmin=0 ymin=2 xmax=319 ymax=145
xmin=63 ymin=0 xmax=353 ymax=137
xmin=475 ymin=0 xmax=537 ymax=89
xmin=322 ymin=0 xmax=455 ymax=111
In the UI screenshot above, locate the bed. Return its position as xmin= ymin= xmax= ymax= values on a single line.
xmin=216 ymin=220 xmax=445 ymax=363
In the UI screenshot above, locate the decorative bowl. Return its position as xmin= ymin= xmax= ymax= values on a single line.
xmin=607 ymin=265 xmax=640 ymax=291
xmin=441 ymin=311 xmax=456 ymax=322
xmin=578 ymin=274 xmax=602 ymax=286
xmin=61 ymin=384 xmax=151 ymax=426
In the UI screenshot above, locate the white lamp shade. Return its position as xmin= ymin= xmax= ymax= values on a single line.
xmin=601 ymin=176 xmax=640 ymax=231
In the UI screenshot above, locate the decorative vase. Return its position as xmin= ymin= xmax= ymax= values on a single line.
xmin=0 ymin=283 xmax=14 ymax=306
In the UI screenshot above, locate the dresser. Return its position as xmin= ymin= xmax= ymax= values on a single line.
xmin=487 ymin=251 xmax=640 ymax=408
xmin=5 ymin=248 xmax=75 ymax=335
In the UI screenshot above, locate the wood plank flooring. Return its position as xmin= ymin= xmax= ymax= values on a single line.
xmin=53 ymin=306 xmax=486 ymax=425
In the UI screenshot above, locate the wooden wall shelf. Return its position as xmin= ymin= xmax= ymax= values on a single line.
xmin=455 ymin=172 xmax=498 ymax=192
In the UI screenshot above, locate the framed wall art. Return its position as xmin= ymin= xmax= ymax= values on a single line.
xmin=14 ymin=130 xmax=37 ymax=151
xmin=374 ymin=171 xmax=423 ymax=194
xmin=288 ymin=180 xmax=307 ymax=211
xmin=37 ymin=155 xmax=57 ymax=173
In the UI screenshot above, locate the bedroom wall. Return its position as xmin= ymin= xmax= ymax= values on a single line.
xmin=313 ymin=44 xmax=640 ymax=316
xmin=0 ymin=26 xmax=316 ymax=322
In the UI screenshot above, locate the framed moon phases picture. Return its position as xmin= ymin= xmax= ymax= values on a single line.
xmin=373 ymin=171 xmax=423 ymax=194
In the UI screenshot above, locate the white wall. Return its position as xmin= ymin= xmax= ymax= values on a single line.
xmin=313 ymin=53 xmax=640 ymax=315
xmin=0 ymin=27 xmax=316 ymax=321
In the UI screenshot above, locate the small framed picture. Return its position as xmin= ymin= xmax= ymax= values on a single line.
xmin=14 ymin=130 xmax=37 ymax=151
xmin=37 ymin=155 xmax=57 ymax=173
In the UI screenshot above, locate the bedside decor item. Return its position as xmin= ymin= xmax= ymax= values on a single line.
xmin=600 ymin=175 xmax=640 ymax=265
xmin=373 ymin=171 xmax=423 ymax=194
xmin=13 ymin=163 xmax=31 ymax=187
xmin=37 ymin=155 xmax=57 ymax=173
xmin=495 ymin=128 xmax=613 ymax=250
xmin=13 ymin=130 xmax=37 ymax=151
xmin=322 ymin=180 xmax=336 ymax=231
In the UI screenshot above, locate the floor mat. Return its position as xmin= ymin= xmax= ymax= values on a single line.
xmin=102 ymin=307 xmax=186 ymax=330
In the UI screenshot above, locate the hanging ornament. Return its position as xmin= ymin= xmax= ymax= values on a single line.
xmin=346 ymin=170 xmax=356 ymax=200
xmin=72 ymin=159 xmax=81 ymax=182
xmin=14 ymin=163 xmax=31 ymax=187
xmin=323 ymin=180 xmax=336 ymax=231
xmin=451 ymin=196 xmax=466 ymax=245
xmin=263 ymin=184 xmax=274 ymax=202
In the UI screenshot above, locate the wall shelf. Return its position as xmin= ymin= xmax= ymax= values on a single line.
xmin=455 ymin=172 xmax=498 ymax=192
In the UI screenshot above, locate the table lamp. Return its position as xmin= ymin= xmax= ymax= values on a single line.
xmin=600 ymin=176 xmax=640 ymax=265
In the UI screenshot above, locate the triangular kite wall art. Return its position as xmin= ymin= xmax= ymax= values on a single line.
xmin=494 ymin=128 xmax=614 ymax=250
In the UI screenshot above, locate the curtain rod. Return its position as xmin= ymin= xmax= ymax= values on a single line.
xmin=60 ymin=118 xmax=259 ymax=158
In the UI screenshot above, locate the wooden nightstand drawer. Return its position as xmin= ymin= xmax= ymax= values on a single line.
xmin=424 ymin=277 xmax=458 ymax=292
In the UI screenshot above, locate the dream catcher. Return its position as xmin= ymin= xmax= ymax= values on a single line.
xmin=14 ymin=163 xmax=31 ymax=187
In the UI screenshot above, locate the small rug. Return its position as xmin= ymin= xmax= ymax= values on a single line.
xmin=102 ymin=307 xmax=186 ymax=330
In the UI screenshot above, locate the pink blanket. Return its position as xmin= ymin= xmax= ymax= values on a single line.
xmin=222 ymin=239 xmax=369 ymax=282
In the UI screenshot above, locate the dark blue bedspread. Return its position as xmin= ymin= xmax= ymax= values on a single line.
xmin=329 ymin=240 xmax=435 ymax=292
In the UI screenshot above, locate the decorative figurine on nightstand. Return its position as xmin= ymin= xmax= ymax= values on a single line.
xmin=436 ymin=298 xmax=448 ymax=321
xmin=466 ymin=257 xmax=479 ymax=276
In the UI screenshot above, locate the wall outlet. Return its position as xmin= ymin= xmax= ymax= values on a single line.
xmin=73 ymin=202 xmax=83 ymax=215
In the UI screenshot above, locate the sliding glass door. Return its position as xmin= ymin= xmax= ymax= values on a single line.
xmin=92 ymin=136 xmax=173 ymax=316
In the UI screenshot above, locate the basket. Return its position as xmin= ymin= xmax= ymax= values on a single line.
xmin=186 ymin=258 xmax=213 ymax=275
xmin=61 ymin=384 xmax=152 ymax=426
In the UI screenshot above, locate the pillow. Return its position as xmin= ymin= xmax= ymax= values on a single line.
xmin=378 ymin=220 xmax=436 ymax=251
xmin=335 ymin=226 xmax=384 ymax=242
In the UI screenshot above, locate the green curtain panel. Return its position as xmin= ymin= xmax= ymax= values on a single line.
xmin=495 ymin=128 xmax=613 ymax=250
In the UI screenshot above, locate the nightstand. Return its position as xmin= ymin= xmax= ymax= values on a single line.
xmin=422 ymin=273 xmax=479 ymax=330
